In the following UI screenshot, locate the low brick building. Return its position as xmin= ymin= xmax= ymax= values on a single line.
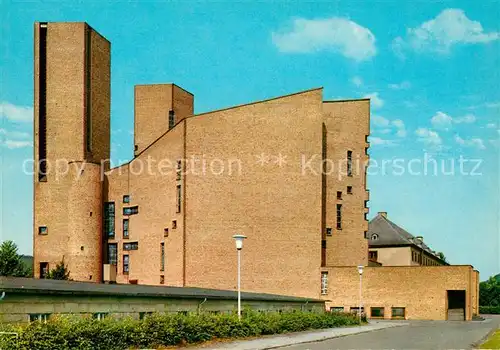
xmin=31 ymin=21 xmax=479 ymax=321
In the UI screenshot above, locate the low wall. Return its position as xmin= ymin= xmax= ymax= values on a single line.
xmin=322 ymin=265 xmax=478 ymax=320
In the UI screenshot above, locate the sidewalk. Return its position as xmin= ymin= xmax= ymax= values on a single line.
xmin=190 ymin=320 xmax=408 ymax=350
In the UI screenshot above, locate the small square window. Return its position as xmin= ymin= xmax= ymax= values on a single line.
xmin=326 ymin=228 xmax=332 ymax=236
xmin=347 ymin=186 xmax=352 ymax=194
xmin=38 ymin=226 xmax=48 ymax=235
xmin=123 ymin=195 xmax=130 ymax=203
xmin=164 ymin=228 xmax=169 ymax=237
xmin=172 ymin=220 xmax=177 ymax=229
xmin=391 ymin=307 xmax=405 ymax=319
xmin=123 ymin=206 xmax=139 ymax=216
xmin=371 ymin=307 xmax=384 ymax=318
xmin=337 ymin=191 xmax=342 ymax=200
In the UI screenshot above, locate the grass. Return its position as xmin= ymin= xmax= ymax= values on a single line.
xmin=480 ymin=329 xmax=500 ymax=349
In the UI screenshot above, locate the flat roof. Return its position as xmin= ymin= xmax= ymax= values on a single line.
xmin=0 ymin=277 xmax=324 ymax=303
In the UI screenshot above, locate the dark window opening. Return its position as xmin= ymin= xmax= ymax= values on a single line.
xmin=38 ymin=23 xmax=47 ymax=182
xmin=164 ymin=228 xmax=169 ymax=237
xmin=160 ymin=242 xmax=165 ymax=271
xmin=40 ymin=262 xmax=49 ymax=278
xmin=347 ymin=151 xmax=353 ymax=177
xmin=30 ymin=313 xmax=50 ymax=323
xmin=85 ymin=25 xmax=92 ymax=153
xmin=93 ymin=313 xmax=107 ymax=321
xmin=38 ymin=226 xmax=48 ymax=235
xmin=169 ymin=110 xmax=175 ymax=129
xmin=123 ymin=195 xmax=130 ymax=203
xmin=160 ymin=275 xmax=165 ymax=284
xmin=107 ymin=243 xmax=117 ymax=265
xmin=134 ymin=145 xmax=138 ymax=152
xmin=172 ymin=220 xmax=177 ymax=229
xmin=347 ymin=186 xmax=352 ymax=194
xmin=176 ymin=185 xmax=181 ymax=213
xmin=123 ymin=242 xmax=138 ymax=251
xmin=104 ymin=202 xmax=115 ymax=238
xmin=123 ymin=255 xmax=129 ymax=274
xmin=326 ymin=227 xmax=332 ymax=236
xmin=321 ymin=239 xmax=326 ymax=249
xmin=391 ymin=307 xmax=405 ymax=319
xmin=336 ymin=204 xmax=342 ymax=230
xmin=123 ymin=206 xmax=139 ymax=216
xmin=123 ymin=219 xmax=129 ymax=238
xmin=337 ymin=191 xmax=342 ymax=200
xmin=369 ymin=251 xmax=378 ymax=261
xmin=371 ymin=307 xmax=384 ymax=318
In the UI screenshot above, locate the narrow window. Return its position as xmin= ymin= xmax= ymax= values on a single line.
xmin=176 ymin=185 xmax=181 ymax=213
xmin=123 ymin=255 xmax=129 ymax=274
xmin=160 ymin=275 xmax=165 ymax=284
xmin=164 ymin=228 xmax=169 ymax=237
xmin=160 ymin=242 xmax=165 ymax=271
xmin=172 ymin=220 xmax=177 ymax=229
xmin=347 ymin=151 xmax=353 ymax=177
xmin=168 ymin=110 xmax=175 ymax=129
xmin=326 ymin=228 xmax=332 ymax=236
xmin=337 ymin=191 xmax=342 ymax=200
xmin=123 ymin=195 xmax=130 ymax=203
xmin=321 ymin=272 xmax=328 ymax=295
xmin=38 ymin=226 xmax=48 ymax=235
xmin=347 ymin=186 xmax=352 ymax=194
xmin=39 ymin=262 xmax=49 ymax=278
xmin=176 ymin=160 xmax=182 ymax=180
xmin=321 ymin=240 xmax=326 ymax=249
xmin=369 ymin=251 xmax=378 ymax=261
xmin=123 ymin=219 xmax=129 ymax=238
xmin=107 ymin=243 xmax=117 ymax=265
xmin=38 ymin=23 xmax=48 ymax=182
xmin=104 ymin=202 xmax=115 ymax=238
xmin=336 ymin=204 xmax=342 ymax=230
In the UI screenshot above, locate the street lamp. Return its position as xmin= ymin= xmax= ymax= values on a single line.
xmin=233 ymin=234 xmax=247 ymax=320
xmin=357 ymin=265 xmax=364 ymax=322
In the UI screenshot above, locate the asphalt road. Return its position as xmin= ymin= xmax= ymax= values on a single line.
xmin=278 ymin=315 xmax=500 ymax=350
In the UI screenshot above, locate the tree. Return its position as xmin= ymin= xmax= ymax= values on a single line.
xmin=0 ymin=240 xmax=31 ymax=277
xmin=46 ymin=260 xmax=71 ymax=280
xmin=480 ymin=275 xmax=500 ymax=307
xmin=436 ymin=252 xmax=447 ymax=262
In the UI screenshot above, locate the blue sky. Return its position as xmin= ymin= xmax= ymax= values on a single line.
xmin=1 ymin=1 xmax=499 ymax=279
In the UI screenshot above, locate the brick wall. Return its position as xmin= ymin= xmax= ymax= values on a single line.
xmin=322 ymin=265 xmax=477 ymax=320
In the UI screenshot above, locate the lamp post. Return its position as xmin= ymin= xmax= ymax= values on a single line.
xmin=232 ymin=234 xmax=247 ymax=320
xmin=357 ymin=265 xmax=364 ymax=322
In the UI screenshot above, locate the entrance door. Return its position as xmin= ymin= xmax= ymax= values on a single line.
xmin=447 ymin=290 xmax=466 ymax=321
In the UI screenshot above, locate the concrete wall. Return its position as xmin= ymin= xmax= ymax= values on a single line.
xmin=322 ymin=265 xmax=477 ymax=320
xmin=0 ymin=293 xmax=323 ymax=324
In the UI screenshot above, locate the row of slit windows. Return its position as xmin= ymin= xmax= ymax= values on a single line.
xmin=330 ymin=307 xmax=405 ymax=318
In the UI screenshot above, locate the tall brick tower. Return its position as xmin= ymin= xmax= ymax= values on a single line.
xmin=33 ymin=22 xmax=110 ymax=282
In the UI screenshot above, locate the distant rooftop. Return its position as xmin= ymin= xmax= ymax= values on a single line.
xmin=367 ymin=212 xmax=448 ymax=264
xmin=0 ymin=277 xmax=325 ymax=303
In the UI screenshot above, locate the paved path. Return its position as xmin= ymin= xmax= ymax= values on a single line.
xmin=191 ymin=321 xmax=405 ymax=350
xmin=278 ymin=315 xmax=500 ymax=350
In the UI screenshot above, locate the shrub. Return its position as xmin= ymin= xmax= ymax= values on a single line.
xmin=0 ymin=310 xmax=363 ymax=349
xmin=479 ymin=306 xmax=500 ymax=314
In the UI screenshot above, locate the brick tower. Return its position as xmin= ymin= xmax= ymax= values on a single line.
xmin=33 ymin=22 xmax=110 ymax=281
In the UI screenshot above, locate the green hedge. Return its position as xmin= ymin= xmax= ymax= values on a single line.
xmin=480 ymin=306 xmax=500 ymax=314
xmin=0 ymin=310 xmax=364 ymax=350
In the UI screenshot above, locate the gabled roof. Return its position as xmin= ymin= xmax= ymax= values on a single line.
xmin=367 ymin=213 xmax=446 ymax=263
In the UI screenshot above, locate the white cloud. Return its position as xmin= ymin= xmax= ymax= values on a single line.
xmin=454 ymin=134 xmax=486 ymax=150
xmin=371 ymin=114 xmax=389 ymax=127
xmin=364 ymin=92 xmax=384 ymax=109
xmin=388 ymin=81 xmax=411 ymax=90
xmin=431 ymin=111 xmax=476 ymax=130
xmin=467 ymin=101 xmax=500 ymax=110
xmin=2 ymin=140 xmax=33 ymax=149
xmin=272 ymin=17 xmax=376 ymax=61
xmin=392 ymin=119 xmax=407 ymax=138
xmin=486 ymin=123 xmax=496 ymax=129
xmin=351 ymin=76 xmax=363 ymax=87
xmin=0 ymin=102 xmax=33 ymax=123
xmin=415 ymin=128 xmax=443 ymax=149
xmin=0 ymin=128 xmax=30 ymax=139
xmin=369 ymin=136 xmax=397 ymax=146
xmin=431 ymin=111 xmax=453 ymax=130
xmin=392 ymin=9 xmax=499 ymax=56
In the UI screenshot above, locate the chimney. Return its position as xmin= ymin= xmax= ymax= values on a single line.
xmin=378 ymin=212 xmax=387 ymax=218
